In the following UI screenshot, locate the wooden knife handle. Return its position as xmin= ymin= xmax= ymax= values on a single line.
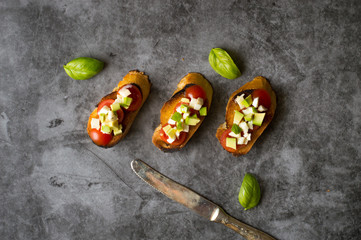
xmin=212 ymin=208 xmax=276 ymax=240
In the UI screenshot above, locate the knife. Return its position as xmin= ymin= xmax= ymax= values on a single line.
xmin=131 ymin=159 xmax=276 ymax=240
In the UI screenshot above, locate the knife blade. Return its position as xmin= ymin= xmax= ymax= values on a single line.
xmin=131 ymin=159 xmax=276 ymax=240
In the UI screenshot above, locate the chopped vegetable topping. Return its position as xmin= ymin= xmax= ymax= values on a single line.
xmin=162 ymin=85 xmax=207 ymax=145
xmin=226 ymin=90 xmax=270 ymax=147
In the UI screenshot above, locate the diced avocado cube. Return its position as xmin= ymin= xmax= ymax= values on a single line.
xmin=99 ymin=113 xmax=106 ymax=123
xmin=163 ymin=125 xmax=172 ymax=133
xmin=176 ymin=122 xmax=184 ymax=131
xmin=226 ymin=137 xmax=237 ymax=150
xmin=120 ymin=97 xmax=133 ymax=108
xmin=105 ymin=120 xmax=118 ymax=128
xmin=113 ymin=125 xmax=123 ymax=136
xmin=244 ymin=113 xmax=254 ymax=121
xmin=185 ymin=116 xmax=200 ymax=126
xmin=171 ymin=112 xmax=182 ymax=122
xmin=180 ymin=104 xmax=189 ymax=113
xmin=101 ymin=125 xmax=111 ymax=134
xmin=91 ymin=118 xmax=100 ymax=130
xmin=233 ymin=110 xmax=244 ymax=124
xmin=111 ymin=102 xmax=121 ymax=111
xmin=165 ymin=127 xmax=176 ymax=139
xmin=253 ymin=113 xmax=266 ymax=126
xmin=231 ymin=124 xmax=241 ymax=134
xmin=241 ymin=95 xmax=253 ymax=108
xmin=199 ymin=107 xmax=207 ymax=116
xmin=251 ymin=107 xmax=258 ymax=113
xmin=163 ymin=125 xmax=176 ymax=139
xmin=181 ymin=98 xmax=190 ymax=103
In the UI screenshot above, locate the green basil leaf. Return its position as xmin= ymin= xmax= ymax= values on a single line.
xmin=208 ymin=48 xmax=241 ymax=79
xmin=64 ymin=57 xmax=104 ymax=80
xmin=238 ymin=173 xmax=261 ymax=210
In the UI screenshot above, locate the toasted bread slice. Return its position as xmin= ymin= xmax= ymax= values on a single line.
xmin=152 ymin=73 xmax=213 ymax=152
xmin=216 ymin=76 xmax=276 ymax=156
xmin=87 ymin=70 xmax=151 ymax=148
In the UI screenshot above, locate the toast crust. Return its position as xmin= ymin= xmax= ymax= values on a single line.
xmin=87 ymin=70 xmax=151 ymax=148
xmin=216 ymin=76 xmax=276 ymax=156
xmin=152 ymin=73 xmax=213 ymax=152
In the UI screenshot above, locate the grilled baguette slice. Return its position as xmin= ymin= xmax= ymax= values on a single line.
xmin=152 ymin=73 xmax=213 ymax=152
xmin=87 ymin=70 xmax=151 ymax=148
xmin=216 ymin=76 xmax=276 ymax=156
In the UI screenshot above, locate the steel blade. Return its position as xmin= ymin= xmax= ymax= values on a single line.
xmin=131 ymin=159 xmax=221 ymax=221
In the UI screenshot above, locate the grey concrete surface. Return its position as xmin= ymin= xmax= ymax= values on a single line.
xmin=1 ymin=0 xmax=360 ymax=239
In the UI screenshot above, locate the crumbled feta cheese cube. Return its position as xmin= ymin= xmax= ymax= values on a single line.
xmin=168 ymin=119 xmax=177 ymax=125
xmin=246 ymin=133 xmax=251 ymax=141
xmin=193 ymin=104 xmax=202 ymax=111
xmin=118 ymin=88 xmax=132 ymax=97
xmin=113 ymin=98 xmax=121 ymax=105
xmin=248 ymin=121 xmax=253 ymax=130
xmin=176 ymin=107 xmax=182 ymax=113
xmin=183 ymin=112 xmax=190 ymax=119
xmin=252 ymin=97 xmax=259 ymax=108
xmin=258 ymin=105 xmax=268 ymax=112
xmin=243 ymin=132 xmax=248 ymax=138
xmin=235 ymin=94 xmax=245 ymax=108
xmin=116 ymin=94 xmax=123 ymax=102
xmin=239 ymin=121 xmax=249 ymax=133
xmin=229 ymin=132 xmax=241 ymax=138
xmin=90 ymin=118 xmax=100 ymax=130
xmin=192 ymin=98 xmax=204 ymax=110
xmin=183 ymin=124 xmax=189 ymax=132
xmin=237 ymin=137 xmax=246 ymax=145
xmin=167 ymin=137 xmax=175 ymax=143
xmin=242 ymin=107 xmax=254 ymax=115
xmin=98 ymin=106 xmax=110 ymax=115
xmin=107 ymin=111 xmax=118 ymax=121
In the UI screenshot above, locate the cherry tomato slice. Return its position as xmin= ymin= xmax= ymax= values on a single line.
xmin=97 ymin=99 xmax=124 ymax=123
xmin=118 ymin=84 xmax=142 ymax=112
xmin=252 ymin=89 xmax=271 ymax=109
xmin=185 ymin=85 xmax=207 ymax=100
xmin=160 ymin=124 xmax=188 ymax=146
xmin=89 ymin=128 xmax=112 ymax=146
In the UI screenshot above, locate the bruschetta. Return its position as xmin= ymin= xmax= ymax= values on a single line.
xmin=87 ymin=70 xmax=151 ymax=148
xmin=216 ymin=76 xmax=276 ymax=156
xmin=152 ymin=73 xmax=213 ymax=152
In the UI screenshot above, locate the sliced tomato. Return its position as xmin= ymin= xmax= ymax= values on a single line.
xmin=220 ymin=129 xmax=239 ymax=152
xmin=252 ymin=89 xmax=271 ymax=109
xmin=97 ymin=99 xmax=124 ymax=123
xmin=185 ymin=85 xmax=207 ymax=100
xmin=118 ymin=84 xmax=142 ymax=112
xmin=89 ymin=128 xmax=112 ymax=146
xmin=160 ymin=124 xmax=188 ymax=146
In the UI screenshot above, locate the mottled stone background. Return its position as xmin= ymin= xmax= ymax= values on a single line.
xmin=1 ymin=0 xmax=360 ymax=239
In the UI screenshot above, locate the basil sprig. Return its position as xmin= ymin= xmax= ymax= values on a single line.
xmin=64 ymin=57 xmax=104 ymax=80
xmin=238 ymin=173 xmax=261 ymax=210
xmin=209 ymin=48 xmax=241 ymax=79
